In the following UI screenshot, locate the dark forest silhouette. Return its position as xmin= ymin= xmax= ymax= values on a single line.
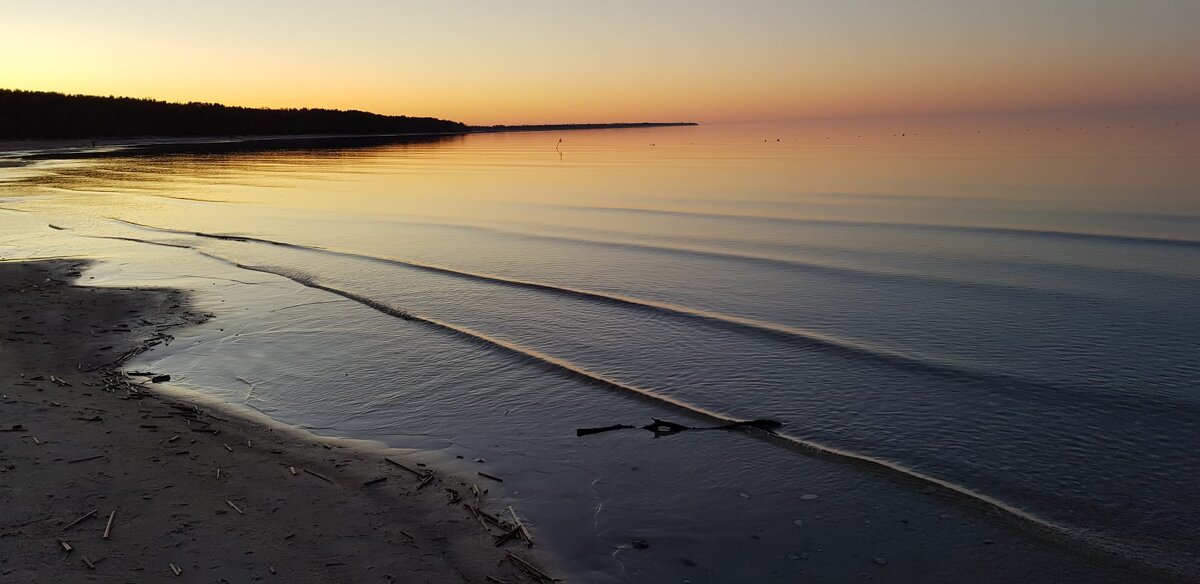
xmin=0 ymin=89 xmax=467 ymax=140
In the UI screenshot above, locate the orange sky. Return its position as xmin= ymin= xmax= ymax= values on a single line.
xmin=2 ymin=1 xmax=1198 ymax=124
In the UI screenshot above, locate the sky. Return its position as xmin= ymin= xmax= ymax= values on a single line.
xmin=2 ymin=1 xmax=1199 ymax=124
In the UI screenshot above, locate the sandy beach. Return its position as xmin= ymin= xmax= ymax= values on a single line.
xmin=0 ymin=259 xmax=547 ymax=583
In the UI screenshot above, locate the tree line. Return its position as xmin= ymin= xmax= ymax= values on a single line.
xmin=0 ymin=89 xmax=466 ymax=140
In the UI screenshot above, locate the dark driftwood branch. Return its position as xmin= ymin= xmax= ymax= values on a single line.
xmin=576 ymin=424 xmax=634 ymax=436
xmin=577 ymin=417 xmax=784 ymax=438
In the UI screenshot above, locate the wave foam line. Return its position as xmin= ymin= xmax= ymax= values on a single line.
xmin=563 ymin=205 xmax=1200 ymax=248
xmin=106 ymin=217 xmax=1077 ymax=391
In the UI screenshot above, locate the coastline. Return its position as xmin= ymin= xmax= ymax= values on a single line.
xmin=0 ymin=259 xmax=550 ymax=583
xmin=0 ymin=122 xmax=698 ymax=161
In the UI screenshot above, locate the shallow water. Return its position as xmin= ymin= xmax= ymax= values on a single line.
xmin=2 ymin=114 xmax=1198 ymax=581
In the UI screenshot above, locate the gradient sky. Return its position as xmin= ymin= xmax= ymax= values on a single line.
xmin=2 ymin=1 xmax=1199 ymax=124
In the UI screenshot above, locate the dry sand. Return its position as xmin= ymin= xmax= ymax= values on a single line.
xmin=0 ymin=260 xmax=547 ymax=583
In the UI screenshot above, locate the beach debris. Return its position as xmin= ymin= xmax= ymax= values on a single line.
xmin=384 ymin=457 xmax=430 ymax=478
xmin=67 ymin=454 xmax=104 ymax=464
xmin=0 ymin=424 xmax=25 ymax=432
xmin=284 ymin=532 xmax=295 ymax=540
xmin=477 ymin=471 xmax=503 ymax=483
xmin=216 ymin=468 xmax=221 ymax=479
xmin=643 ymin=418 xmax=691 ymax=437
xmin=302 ymin=468 xmax=334 ymax=483
xmin=82 ymin=556 xmax=96 ymax=570
xmin=466 ymin=504 xmax=493 ymax=533
xmin=416 ymin=472 xmax=436 ymax=490
xmin=102 ymin=510 xmax=115 ymax=539
xmin=508 ymin=506 xmax=533 ymax=547
xmin=363 ymin=476 xmax=387 ymax=486
xmin=486 ymin=577 xmax=514 ymax=584
xmin=269 ymin=565 xmax=276 ymax=574
xmin=467 ymin=505 xmax=512 ymax=533
xmin=445 ymin=488 xmax=461 ymax=504
xmin=223 ymin=443 xmax=233 ymax=452
xmin=493 ymin=526 xmax=522 ymax=547
xmin=225 ymin=500 xmax=244 ymax=515
xmin=632 ymin=538 xmax=650 ymax=550
xmin=576 ymin=417 xmax=784 ymax=438
xmin=576 ymin=424 xmax=635 ymax=436
xmin=63 ymin=509 xmax=97 ymax=531
xmin=50 ymin=375 xmax=71 ymax=386
xmin=76 ymin=415 xmax=102 ymax=422
xmin=170 ymin=562 xmax=182 ymax=576
xmin=288 ymin=466 xmax=297 ymax=476
xmin=505 ymin=551 xmax=558 ymax=583
xmin=59 ymin=540 xmax=73 ymax=553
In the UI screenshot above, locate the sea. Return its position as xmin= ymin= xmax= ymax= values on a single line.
xmin=1 ymin=112 xmax=1197 ymax=583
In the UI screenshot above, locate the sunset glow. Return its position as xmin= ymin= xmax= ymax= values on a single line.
xmin=3 ymin=0 xmax=1199 ymax=124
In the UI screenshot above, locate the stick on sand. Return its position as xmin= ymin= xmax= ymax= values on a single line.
xmin=102 ymin=510 xmax=115 ymax=539
xmin=63 ymin=509 xmax=97 ymax=532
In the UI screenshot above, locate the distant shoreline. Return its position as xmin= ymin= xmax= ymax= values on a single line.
xmin=470 ymin=122 xmax=698 ymax=133
xmin=0 ymin=122 xmax=697 ymax=160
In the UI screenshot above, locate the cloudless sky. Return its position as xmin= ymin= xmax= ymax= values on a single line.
xmin=2 ymin=1 xmax=1198 ymax=124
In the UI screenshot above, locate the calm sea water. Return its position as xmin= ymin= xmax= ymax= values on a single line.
xmin=2 ymin=115 xmax=1198 ymax=582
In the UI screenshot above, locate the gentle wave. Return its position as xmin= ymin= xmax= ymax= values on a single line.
xmin=105 ymin=218 xmax=1073 ymax=385
xmin=559 ymin=204 xmax=1200 ymax=248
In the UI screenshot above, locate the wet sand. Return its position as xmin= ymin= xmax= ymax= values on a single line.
xmin=0 ymin=260 xmax=544 ymax=583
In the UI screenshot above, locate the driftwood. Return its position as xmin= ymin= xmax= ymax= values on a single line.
xmin=576 ymin=417 xmax=785 ymax=438
xmin=169 ymin=562 xmax=182 ymax=576
xmin=302 ymin=469 xmax=333 ymax=483
xmin=465 ymin=504 xmax=493 ymax=534
xmin=102 ymin=510 xmax=115 ymax=539
xmin=416 ymin=472 xmax=436 ymax=490
xmin=362 ymin=476 xmax=387 ymax=486
xmin=508 ymin=506 xmax=533 ymax=547
xmin=59 ymin=540 xmax=73 ymax=553
xmin=62 ymin=509 xmax=97 ymax=531
xmin=225 ymin=500 xmax=243 ymax=515
xmin=505 ymin=552 xmax=557 ymax=583
xmin=493 ymin=526 xmax=521 ymax=547
xmin=384 ymin=457 xmax=429 ymax=477
xmin=67 ymin=454 xmax=103 ymax=464
xmin=477 ymin=471 xmax=503 ymax=483
xmin=576 ymin=424 xmax=634 ymax=436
